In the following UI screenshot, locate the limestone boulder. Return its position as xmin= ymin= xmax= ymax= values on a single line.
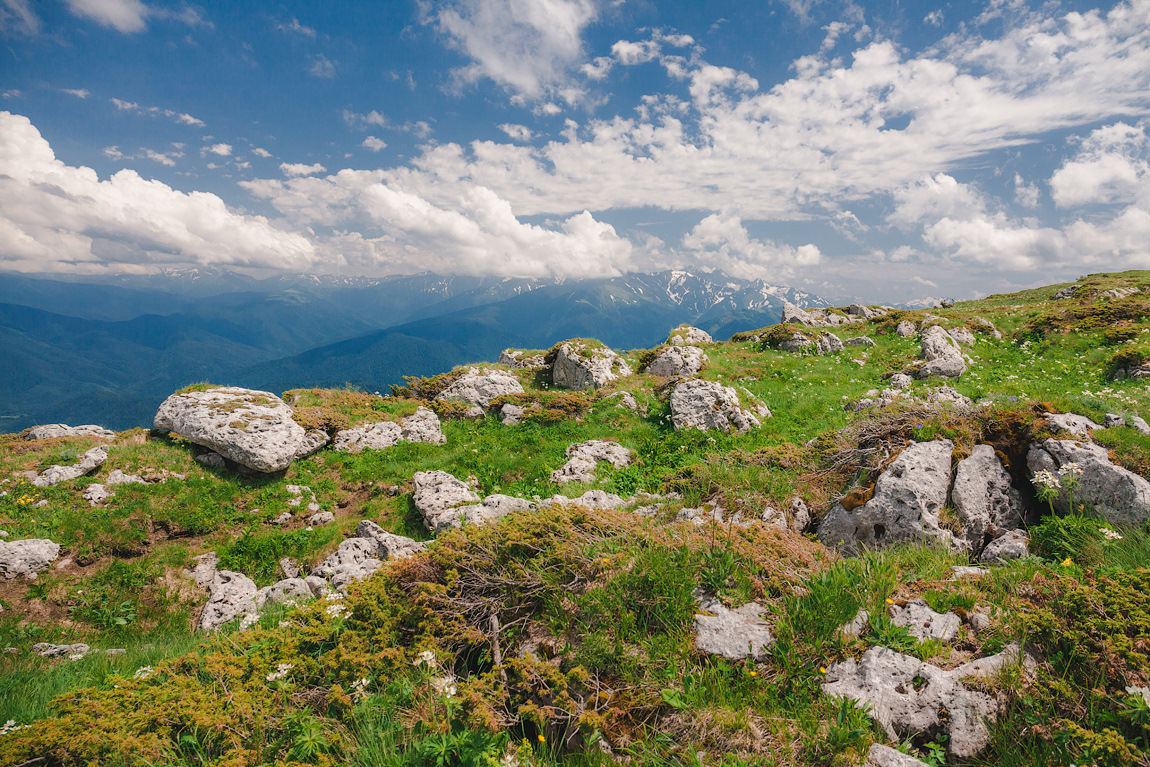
xmin=255 ymin=578 xmax=312 ymax=610
xmin=604 ymin=391 xmax=640 ymax=411
xmin=815 ymin=333 xmax=844 ymax=355
xmin=818 ymin=440 xmax=953 ymax=554
xmin=889 ymin=599 xmax=961 ymax=642
xmin=669 ymin=379 xmax=769 ymax=433
xmin=952 ymin=445 xmax=1024 ymax=554
xmin=642 ymin=345 xmax=707 ymax=377
xmin=865 ymin=744 xmax=931 ymax=767
xmin=668 ymin=325 xmax=714 ymax=346
xmin=498 ymin=349 xmax=546 ymax=368
xmin=32 ymin=445 xmax=108 ymax=487
xmin=896 ymin=321 xmax=916 ymax=338
xmin=694 ymin=595 xmax=773 ymax=660
xmin=0 ymin=539 xmax=61 ymax=579
xmin=412 ymin=470 xmax=482 ymax=532
xmin=27 ymin=424 xmax=115 ymax=441
xmin=154 ymin=387 xmax=309 ymax=473
xmin=849 ymin=304 xmax=887 ymax=320
xmin=1044 ymin=412 xmax=1101 ymax=437
xmin=980 ymin=529 xmax=1029 ymax=564
xmin=436 ymin=368 xmax=524 ymax=408
xmin=312 ymin=538 xmax=382 ymax=589
xmin=948 ymin=327 xmax=976 ymax=346
xmin=918 ymin=325 xmax=967 ymax=379
xmin=332 ymin=406 xmax=445 ymax=453
xmin=552 ymin=440 xmax=634 ymax=484
xmin=199 ymin=570 xmax=258 ymax=631
xmin=845 ymin=336 xmax=877 ymax=347
xmin=551 ymin=341 xmax=632 ymax=390
xmin=1028 ymin=438 xmax=1150 ymax=527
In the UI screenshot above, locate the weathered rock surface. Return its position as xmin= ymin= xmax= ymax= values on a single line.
xmin=779 ymin=332 xmax=814 ymax=352
xmin=154 ymin=387 xmax=308 ymax=473
xmin=865 ymin=744 xmax=931 ymax=767
xmin=1028 ymin=438 xmax=1150 ymax=527
xmin=980 ymin=529 xmax=1029 ymax=564
xmin=845 ymin=336 xmax=877 ymax=347
xmin=199 ymin=570 xmax=258 ymax=631
xmin=668 ymin=325 xmax=714 ymax=346
xmin=889 ymin=599 xmax=961 ymax=642
xmin=27 ymin=424 xmax=115 ymax=441
xmin=412 ymin=470 xmax=483 ymax=532
xmin=436 ymin=368 xmax=524 ymax=408
xmin=669 ymin=379 xmax=769 ymax=433
xmin=849 ymin=304 xmax=887 ymax=320
xmin=952 ymin=445 xmax=1024 ymax=555
xmin=823 ymin=644 xmax=1022 ymax=759
xmin=499 ymin=403 xmax=524 ymax=425
xmin=544 ymin=489 xmax=627 ymax=510
xmin=1053 ymin=285 xmax=1078 ymax=300
xmin=255 ymin=578 xmax=312 ymax=609
xmin=818 ymin=440 xmax=953 ymax=554
xmin=947 ymin=327 xmax=976 ymax=346
xmin=33 ymin=643 xmax=91 ymax=659
xmin=815 ymin=333 xmax=845 ymax=355
xmin=973 ymin=317 xmax=1002 ymax=340
xmin=783 ymin=302 xmax=860 ymax=328
xmin=642 ymin=345 xmax=707 ymax=377
xmin=32 ymin=445 xmax=108 ymax=487
xmin=0 ymin=539 xmax=61 ymax=579
xmin=604 ymin=391 xmax=640 ymax=411
xmin=498 ymin=349 xmax=546 ymax=368
xmin=332 ymin=407 xmax=445 ymax=453
xmin=896 ymin=321 xmax=916 ymax=338
xmin=1044 ymin=412 xmax=1101 ymax=437
xmin=551 ymin=440 xmax=633 ymax=484
xmin=694 ymin=595 xmax=773 ymax=660
xmin=918 ymin=325 xmax=967 ymax=379
xmin=890 ymin=373 xmax=913 ymax=390
xmin=551 ymin=341 xmax=632 ymax=391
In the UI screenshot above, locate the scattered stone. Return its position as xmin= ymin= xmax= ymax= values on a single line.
xmin=668 ymin=325 xmax=714 ymax=346
xmin=952 ymin=445 xmax=1024 ymax=555
xmin=783 ymin=302 xmax=861 ymax=328
xmin=332 ymin=406 xmax=446 ymax=453
xmin=32 ymin=445 xmax=109 ymax=487
xmin=845 ymin=336 xmax=877 ymax=347
xmin=285 ymin=485 xmax=314 ymax=507
xmin=498 ymin=348 xmax=546 ymax=368
xmin=0 ymin=539 xmax=61 ymax=579
xmin=308 ymin=511 xmax=335 ymax=525
xmin=779 ymin=332 xmax=814 ymax=352
xmin=889 ymin=373 xmax=913 ymax=390
xmin=1106 ymin=413 xmax=1126 ymax=428
xmin=980 ymin=530 xmax=1029 ymax=564
xmin=865 ymin=743 xmax=931 ymax=767
xmin=925 ymin=386 xmax=973 ymax=408
xmin=550 ymin=340 xmax=633 ymax=391
xmin=1131 ymin=416 xmax=1150 ymax=436
xmin=839 ymin=609 xmax=870 ymax=638
xmin=642 ymin=345 xmax=707 ymax=377
xmin=82 ymin=484 xmax=112 ymax=506
xmin=849 ymin=304 xmax=888 ymax=320
xmin=973 ymin=317 xmax=1003 ymax=340
xmin=154 ymin=387 xmax=310 ymax=473
xmin=896 ymin=321 xmax=916 ymax=338
xmin=280 ymin=558 xmax=300 ymax=579
xmin=105 ymin=648 xmax=126 ymax=656
xmin=544 ymin=489 xmax=627 ymax=510
xmin=27 ymin=424 xmax=115 ymax=441
xmin=949 ymin=566 xmax=989 ymax=581
xmin=305 ymin=575 xmax=332 ymax=597
xmin=190 ymin=552 xmax=218 ymax=588
xmin=604 ymin=391 xmax=640 ymax=411
xmin=33 ymin=642 xmax=91 ymax=659
xmin=970 ymin=612 xmax=992 ymax=634
xmin=790 ymin=497 xmax=811 ymax=531
xmin=889 ymin=599 xmax=961 ymax=642
xmin=1052 ymin=285 xmax=1078 ymax=300
xmin=694 ymin=595 xmax=773 ymax=660
xmin=271 ymin=512 xmax=292 ymax=526
xmin=199 ymin=570 xmax=258 ymax=631
xmin=551 ymin=440 xmax=634 ymax=484
xmin=411 ymin=470 xmax=483 ymax=531
xmin=815 ymin=333 xmax=844 ymax=355
xmin=1044 ymin=412 xmax=1101 ymax=437
xmin=499 ymin=403 xmax=524 ymax=425
xmin=1028 ymin=438 xmax=1150 ymax=527
xmin=918 ymin=325 xmax=967 ymax=379
xmin=669 ymin=379 xmax=769 ymax=433
xmin=436 ymin=368 xmax=525 ymax=408
xmin=818 ymin=440 xmax=954 ymax=554
xmin=1099 ymin=286 xmax=1139 ymax=300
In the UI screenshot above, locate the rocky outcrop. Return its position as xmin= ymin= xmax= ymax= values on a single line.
xmin=947 ymin=327 xmax=976 ymax=346
xmin=783 ymin=302 xmax=861 ymax=328
xmin=815 ymin=333 xmax=844 ymax=355
xmin=551 ymin=341 xmax=632 ymax=391
xmin=818 ymin=440 xmax=953 ymax=554
xmin=332 ymin=407 xmax=445 ymax=453
xmin=845 ymin=336 xmax=876 ymax=347
xmin=642 ymin=345 xmax=707 ymax=377
xmin=543 ymin=489 xmax=627 ymax=510
xmin=980 ymin=529 xmax=1029 ymax=564
xmin=849 ymin=304 xmax=887 ymax=320
xmin=413 ymin=470 xmax=483 ymax=532
xmin=27 ymin=424 xmax=115 ymax=441
xmin=823 ymin=644 xmax=1023 ymax=759
xmin=917 ymin=325 xmax=967 ymax=379
xmin=694 ymin=595 xmax=773 ymax=660
xmin=154 ymin=387 xmax=315 ymax=473
xmin=952 ymin=445 xmax=1024 ymax=555
xmin=551 ymin=440 xmax=634 ymax=484
xmin=31 ymin=445 xmax=108 ymax=487
xmin=1028 ymin=439 xmax=1150 ymax=527
xmin=310 ymin=521 xmax=426 ymax=590
xmin=1044 ymin=412 xmax=1101 ymax=437
xmin=668 ymin=325 xmax=714 ymax=346
xmin=889 ymin=599 xmax=961 ymax=642
xmin=199 ymin=570 xmax=258 ymax=631
xmin=498 ymin=349 xmax=546 ymax=368
xmin=604 ymin=391 xmax=640 ymax=411
xmin=0 ymin=539 xmax=60 ymax=579
xmin=669 ymin=380 xmax=769 ymax=433
xmin=1053 ymin=285 xmax=1078 ymax=300
xmin=255 ymin=578 xmax=312 ymax=610
xmin=436 ymin=368 xmax=524 ymax=408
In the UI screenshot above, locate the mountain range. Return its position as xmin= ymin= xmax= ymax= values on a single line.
xmin=0 ymin=268 xmax=833 ymax=431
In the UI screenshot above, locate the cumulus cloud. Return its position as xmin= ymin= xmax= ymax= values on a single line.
xmin=1050 ymin=121 xmax=1149 ymax=207
xmin=0 ymin=112 xmax=314 ymax=273
xmin=65 ymin=0 xmax=149 ymax=33
xmin=206 ymin=143 xmax=232 ymax=156
xmin=362 ymin=136 xmax=387 ymax=152
xmin=498 ymin=123 xmax=532 ymax=141
xmin=611 ymin=39 xmax=659 ymax=65
xmin=430 ymin=0 xmax=600 ymax=100
xmin=280 ymin=162 xmax=327 ymax=177
xmin=887 ymin=174 xmax=986 ymax=229
xmin=1014 ymin=174 xmax=1040 ymax=208
xmin=681 ymin=211 xmax=821 ymax=280
xmin=251 ymin=147 xmax=273 ymax=158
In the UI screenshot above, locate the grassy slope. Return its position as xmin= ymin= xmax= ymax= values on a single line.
xmin=1 ymin=272 xmax=1150 ymax=766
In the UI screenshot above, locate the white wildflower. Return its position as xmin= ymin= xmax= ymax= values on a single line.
xmin=350 ymin=677 xmax=371 ymax=701
xmin=1101 ymin=528 xmax=1123 ymax=541
xmin=133 ymin=666 xmax=155 ymax=680
xmin=1058 ymin=462 xmax=1083 ymax=478
xmin=266 ymin=662 xmax=294 ymax=682
xmin=432 ymin=674 xmax=458 ymax=697
xmin=1032 ymin=469 xmax=1062 ymax=490
xmin=0 ymin=719 xmax=30 ymax=736
xmin=325 ymin=603 xmax=348 ymax=618
xmin=414 ymin=649 xmax=437 ymax=667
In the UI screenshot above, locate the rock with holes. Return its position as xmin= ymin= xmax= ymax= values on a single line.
xmin=199 ymin=570 xmax=258 ymax=631
xmin=154 ymin=387 xmax=311 ymax=473
xmin=1044 ymin=412 xmax=1101 ymax=437
xmin=918 ymin=326 xmax=967 ymax=379
xmin=498 ymin=348 xmax=546 ymax=368
xmin=544 ymin=489 xmax=627 ymax=510
xmin=668 ymin=325 xmax=714 ymax=346
xmin=32 ymin=445 xmax=109 ymax=487
xmin=889 ymin=599 xmax=961 ymax=642
xmin=551 ymin=341 xmax=632 ymax=391
xmin=642 ymin=345 xmax=707 ymax=377
xmin=255 ymin=578 xmax=313 ymax=610
xmin=669 ymin=379 xmax=769 ymax=433
xmin=312 ymin=522 xmax=425 ymax=589
xmin=865 ymin=744 xmax=931 ymax=767
xmin=0 ymin=539 xmax=60 ymax=579
xmin=980 ymin=529 xmax=1029 ymax=564
xmin=890 ymin=373 xmax=913 ymax=390
xmin=436 ymin=368 xmax=525 ymax=409
xmin=822 ymin=644 xmax=1022 ymax=759
xmin=1028 ymin=438 xmax=1150 ymax=527
xmin=552 ymin=440 xmax=634 ymax=484
xmin=82 ymin=484 xmax=112 ymax=506
xmin=896 ymin=321 xmax=916 ymax=338
xmin=948 ymin=327 xmax=976 ymax=346
xmin=952 ymin=445 xmax=1024 ymax=555
xmin=332 ymin=406 xmax=445 ymax=453
xmin=412 ymin=470 xmax=482 ymax=531
xmin=816 ymin=333 xmax=845 ymax=355
xmin=818 ymin=440 xmax=954 ymax=555
xmin=694 ymin=595 xmax=774 ymax=660
xmin=27 ymin=424 xmax=115 ymax=441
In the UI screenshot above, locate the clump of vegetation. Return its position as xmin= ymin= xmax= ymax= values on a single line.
xmin=489 ymin=391 xmax=595 ymax=424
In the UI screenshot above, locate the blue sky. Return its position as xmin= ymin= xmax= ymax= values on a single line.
xmin=1 ymin=0 xmax=1149 ymax=301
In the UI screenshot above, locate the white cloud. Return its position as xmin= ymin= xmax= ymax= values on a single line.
xmin=251 ymin=147 xmax=273 ymax=158
xmin=65 ymin=0 xmax=149 ymax=33
xmin=887 ymin=174 xmax=986 ymax=229
xmin=103 ymin=145 xmax=124 ymax=160
xmin=1050 ymin=121 xmax=1149 ymax=207
xmin=60 ymin=88 xmax=90 ymax=99
xmin=0 ymin=0 xmax=40 ymax=35
xmin=280 ymin=162 xmax=327 ymax=177
xmin=111 ymin=98 xmax=204 ymax=127
xmin=611 ymin=39 xmax=659 ymax=65
xmin=362 ymin=136 xmax=387 ymax=152
xmin=276 ymin=17 xmax=315 ymax=37
xmin=923 ymin=10 xmax=943 ymax=27
xmin=681 ymin=211 xmax=821 ymax=280
xmin=1014 ymin=174 xmax=1039 ymax=208
xmin=142 ymin=149 xmax=178 ymax=166
xmin=309 ymin=54 xmax=336 ymax=78
xmin=0 ymin=112 xmax=314 ymax=273
xmin=430 ymin=0 xmax=599 ymax=100
xmin=498 ymin=123 xmax=532 ymax=142
xmin=581 ymin=56 xmax=613 ymax=80
xmin=206 ymin=143 xmax=232 ymax=156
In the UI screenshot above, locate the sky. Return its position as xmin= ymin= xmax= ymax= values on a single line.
xmin=1 ymin=0 xmax=1149 ymax=302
